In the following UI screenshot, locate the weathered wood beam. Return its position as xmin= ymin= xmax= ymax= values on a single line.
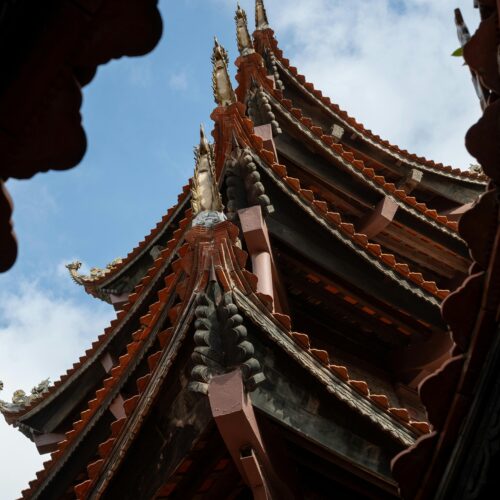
xmin=359 ymin=196 xmax=399 ymax=239
xmin=208 ymin=369 xmax=293 ymax=499
xmin=381 ymin=224 xmax=469 ymax=273
xmin=331 ymin=123 xmax=344 ymax=141
xmin=109 ymin=292 xmax=129 ymax=311
xmin=265 ymin=212 xmax=443 ymax=328
xmin=100 ymin=352 xmax=116 ymax=373
xmin=397 ymin=168 xmax=423 ymax=194
xmin=253 ymin=123 xmax=278 ymax=160
xmin=34 ymin=433 xmax=66 ymax=454
xmin=109 ymin=393 xmax=126 ymax=420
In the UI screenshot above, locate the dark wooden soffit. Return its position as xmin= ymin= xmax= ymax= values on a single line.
xmin=0 ymin=0 xmax=163 ymax=272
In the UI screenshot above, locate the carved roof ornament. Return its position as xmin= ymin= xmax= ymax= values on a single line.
xmin=212 ymin=37 xmax=237 ymax=107
xmin=66 ymin=258 xmax=123 ymax=285
xmin=189 ymin=282 xmax=265 ymax=395
xmin=66 ymin=261 xmax=85 ymax=285
xmin=469 ymin=163 xmax=484 ymax=175
xmin=191 ymin=124 xmax=225 ymax=226
xmin=235 ymin=4 xmax=255 ymax=56
xmin=0 ymin=378 xmax=51 ymax=412
xmin=255 ymin=0 xmax=270 ymax=30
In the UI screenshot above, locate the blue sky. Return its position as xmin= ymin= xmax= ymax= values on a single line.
xmin=0 ymin=0 xmax=480 ymax=496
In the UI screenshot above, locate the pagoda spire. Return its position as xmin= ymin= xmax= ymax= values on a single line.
xmin=212 ymin=37 xmax=236 ymax=106
xmin=255 ymin=0 xmax=269 ymax=30
xmin=191 ymin=124 xmax=224 ymax=225
xmin=235 ymin=3 xmax=255 ymax=56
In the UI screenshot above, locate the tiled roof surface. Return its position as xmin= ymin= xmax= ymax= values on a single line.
xmin=3 ymin=209 xmax=192 ymax=425
xmin=270 ymin=89 xmax=460 ymax=233
xmin=254 ymin=28 xmax=486 ymax=185
xmin=19 ymin=216 xmax=430 ymax=498
xmin=238 ymin=119 xmax=449 ymax=301
xmin=22 ymin=263 xmax=184 ymax=499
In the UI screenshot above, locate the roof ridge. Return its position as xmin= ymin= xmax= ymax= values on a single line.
xmin=272 ymin=90 xmax=461 ymax=233
xmin=4 ymin=211 xmax=192 ymax=424
xmin=253 ymin=28 xmax=486 ymax=184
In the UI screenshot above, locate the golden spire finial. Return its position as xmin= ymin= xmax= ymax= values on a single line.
xmin=191 ymin=124 xmax=223 ymax=217
xmin=212 ymin=37 xmax=237 ymax=107
xmin=235 ymin=4 xmax=254 ymax=56
xmin=255 ymin=0 xmax=269 ymax=30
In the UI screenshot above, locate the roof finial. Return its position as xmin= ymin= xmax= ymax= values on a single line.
xmin=191 ymin=124 xmax=223 ymax=218
xmin=255 ymin=0 xmax=269 ymax=30
xmin=235 ymin=4 xmax=255 ymax=56
xmin=212 ymin=37 xmax=237 ymax=107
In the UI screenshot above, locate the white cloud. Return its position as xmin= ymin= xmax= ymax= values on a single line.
xmin=168 ymin=70 xmax=190 ymax=91
xmin=0 ymin=277 xmax=113 ymax=498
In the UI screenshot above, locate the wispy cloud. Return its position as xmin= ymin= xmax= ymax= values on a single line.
xmin=0 ymin=273 xmax=114 ymax=498
xmin=168 ymin=70 xmax=190 ymax=92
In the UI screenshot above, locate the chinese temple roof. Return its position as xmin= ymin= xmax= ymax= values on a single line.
xmin=1 ymin=2 xmax=490 ymax=499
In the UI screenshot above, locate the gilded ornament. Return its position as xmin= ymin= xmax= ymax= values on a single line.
xmin=212 ymin=37 xmax=236 ymax=106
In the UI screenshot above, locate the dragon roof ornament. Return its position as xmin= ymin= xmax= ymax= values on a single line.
xmin=255 ymin=0 xmax=270 ymax=30
xmin=0 ymin=378 xmax=50 ymax=412
xmin=212 ymin=37 xmax=237 ymax=107
xmin=66 ymin=258 xmax=123 ymax=286
xmin=235 ymin=4 xmax=255 ymax=56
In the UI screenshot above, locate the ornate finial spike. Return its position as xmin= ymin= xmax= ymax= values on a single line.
xmin=255 ymin=0 xmax=269 ymax=30
xmin=212 ymin=37 xmax=237 ymax=107
xmin=191 ymin=123 xmax=224 ymax=222
xmin=235 ymin=4 xmax=255 ymax=56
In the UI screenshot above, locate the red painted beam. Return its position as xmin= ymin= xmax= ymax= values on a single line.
xmin=208 ymin=370 xmax=292 ymax=499
xmin=359 ymin=196 xmax=398 ymax=239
